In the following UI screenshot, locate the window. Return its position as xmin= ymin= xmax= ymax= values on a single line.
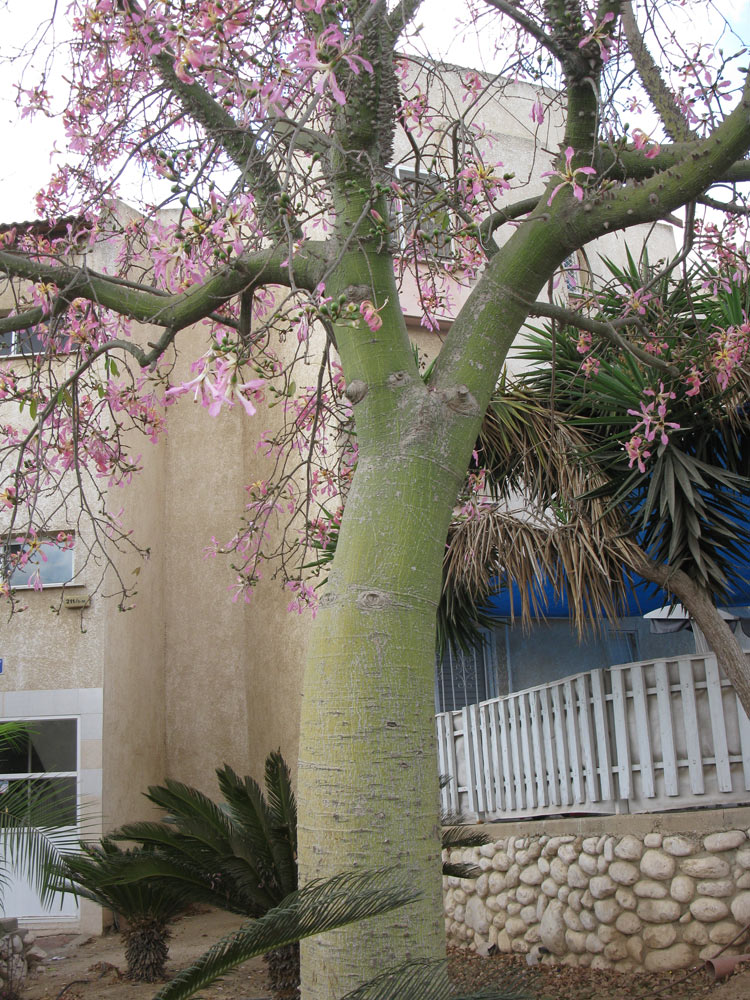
xmin=0 ymin=719 xmax=78 ymax=826
xmin=3 ymin=534 xmax=75 ymax=589
xmin=0 ymin=328 xmax=45 ymax=357
xmin=560 ymin=250 xmax=591 ymax=299
xmin=390 ymin=168 xmax=452 ymax=260
xmin=435 ymin=631 xmax=499 ymax=713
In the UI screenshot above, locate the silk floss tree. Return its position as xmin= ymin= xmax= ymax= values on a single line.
xmin=3 ymin=1 xmax=750 ymax=997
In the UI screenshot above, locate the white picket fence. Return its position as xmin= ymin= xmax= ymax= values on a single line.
xmin=436 ymin=653 xmax=750 ymax=820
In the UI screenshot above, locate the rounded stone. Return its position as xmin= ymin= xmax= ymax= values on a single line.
xmin=615 ymin=911 xmax=641 ymax=935
xmin=506 ymin=864 xmax=521 ymax=888
xmin=485 ymin=895 xmax=500 ymax=913
xmin=590 ymin=955 xmax=613 ymax=971
xmin=525 ymin=926 xmax=541 ymax=945
xmin=640 ymin=850 xmax=676 ymax=881
xmin=558 ymin=844 xmax=579 ymax=865
xmin=737 ymin=872 xmax=750 ymax=889
xmin=507 ymin=902 xmax=521 ymax=916
xmin=565 ymin=929 xmax=587 ymax=954
xmin=597 ymin=923 xmax=618 ymax=944
xmin=670 ymin=875 xmax=695 ymax=903
xmin=567 ymin=889 xmax=582 ymax=912
xmin=505 ymin=916 xmax=527 ymax=938
xmin=614 ymin=835 xmax=643 ymax=861
xmin=579 ymin=909 xmax=596 ymax=932
xmin=563 ymin=907 xmax=584 ymax=932
xmin=475 ymin=874 xmax=489 ymax=899
xmin=581 ymin=890 xmax=594 ymax=908
xmin=567 ymin=864 xmax=589 ymax=889
xmin=636 ymin=899 xmax=681 ymax=923
xmin=644 ymin=833 xmax=663 ymax=849
xmin=730 ymin=891 xmax=750 ymax=924
xmin=736 ymin=847 xmax=750 ymax=870
xmin=496 ymin=929 xmax=511 ymax=952
xmin=585 ymin=933 xmax=604 ymax=954
xmin=582 ymin=837 xmax=600 ymax=855
xmin=578 ymin=853 xmax=598 ymax=876
xmin=465 ymin=895 xmax=490 ymax=936
xmin=538 ymin=857 xmax=550 ymax=875
xmin=642 ymin=923 xmax=677 ymax=949
xmin=708 ymin=921 xmax=742 ymax=945
xmin=627 ymin=937 xmax=644 ymax=963
xmin=696 ymin=879 xmax=734 ymax=898
xmin=596 ymin=855 xmax=608 ymax=874
xmin=614 ymin=959 xmax=635 ymax=973
xmin=683 ymin=922 xmax=709 ymax=945
xmin=644 ymin=943 xmax=695 ymax=972
xmin=479 ymin=844 xmax=495 ymax=859
xmin=488 ymin=871 xmax=506 ymax=895
xmin=516 ymin=885 xmax=537 ymax=906
xmin=541 ymin=878 xmax=558 ymax=898
xmin=604 ymin=938 xmax=628 ymax=961
xmin=510 ymin=938 xmax=530 ymax=954
xmin=634 ymin=880 xmax=668 ymax=899
xmin=616 ymin=887 xmax=637 ymax=910
xmin=590 ymin=875 xmax=617 ymax=900
xmin=453 ymin=888 xmax=467 ymax=905
xmin=663 ymin=835 xmax=698 ymax=857
xmin=681 ymin=857 xmax=731 ymax=879
xmin=593 ymin=898 xmax=620 ymax=925
xmin=539 ymin=899 xmax=566 ymax=956
xmin=550 ymin=857 xmax=568 ymax=885
xmin=492 ymin=851 xmax=511 ymax=871
xmin=520 ymin=864 xmax=544 ymax=886
xmin=689 ymin=897 xmax=729 ymax=922
xmin=520 ymin=904 xmax=537 ymax=925
xmin=610 ymin=861 xmax=639 ymax=886
xmin=703 ymin=830 xmax=746 ymax=852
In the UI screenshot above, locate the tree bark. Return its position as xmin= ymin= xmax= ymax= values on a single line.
xmin=634 ymin=556 xmax=750 ymax=714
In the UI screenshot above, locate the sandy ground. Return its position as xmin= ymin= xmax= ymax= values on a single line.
xmin=20 ymin=907 xmax=750 ymax=1000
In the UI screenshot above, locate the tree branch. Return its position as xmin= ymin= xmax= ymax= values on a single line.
xmin=387 ymin=0 xmax=424 ymax=38
xmin=620 ymin=0 xmax=697 ymax=142
xmin=528 ymin=299 xmax=679 ymax=374
xmin=483 ymin=0 xmax=567 ymax=64
xmin=0 ymin=242 xmax=326 ymax=334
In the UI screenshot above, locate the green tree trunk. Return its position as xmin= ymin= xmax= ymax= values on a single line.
xmin=296 ymin=430 xmax=459 ymax=998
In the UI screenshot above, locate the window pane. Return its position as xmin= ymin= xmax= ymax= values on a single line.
xmin=8 ymin=538 xmax=74 ymax=588
xmin=29 ymin=720 xmax=77 ymax=773
xmin=17 ymin=328 xmax=45 ymax=355
xmin=1 ymin=777 xmax=77 ymax=826
xmin=0 ymin=733 xmax=30 ymax=774
xmin=0 ymin=332 xmax=13 ymax=355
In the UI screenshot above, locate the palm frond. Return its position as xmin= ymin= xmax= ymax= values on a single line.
xmin=154 ymin=870 xmax=420 ymax=1000
xmin=442 ymin=863 xmax=483 ymax=879
xmin=338 ymin=958 xmax=531 ymax=1000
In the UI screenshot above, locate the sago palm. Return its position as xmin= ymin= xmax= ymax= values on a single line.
xmin=112 ymin=751 xmax=299 ymax=997
xmin=54 ymin=839 xmax=190 ymax=981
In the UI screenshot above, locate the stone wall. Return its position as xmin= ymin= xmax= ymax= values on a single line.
xmin=0 ymin=918 xmax=47 ymax=995
xmin=443 ymin=808 xmax=750 ymax=972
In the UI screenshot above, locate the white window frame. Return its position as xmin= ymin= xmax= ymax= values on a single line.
xmin=390 ymin=166 xmax=453 ymax=261
xmin=0 ymin=326 xmax=46 ymax=358
xmin=0 ymin=716 xmax=80 ymax=829
xmin=3 ymin=533 xmax=76 ymax=590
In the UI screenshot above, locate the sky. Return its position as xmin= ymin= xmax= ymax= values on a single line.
xmin=0 ymin=0 xmax=748 ymax=222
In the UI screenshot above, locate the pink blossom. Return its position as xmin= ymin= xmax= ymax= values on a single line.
xmin=542 ymin=147 xmax=597 ymax=205
xmin=360 ymin=300 xmax=383 ymax=332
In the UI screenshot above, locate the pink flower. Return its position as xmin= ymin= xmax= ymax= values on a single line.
xmin=360 ymin=300 xmax=383 ymax=332
xmin=530 ymin=98 xmax=545 ymax=124
xmin=542 ymin=147 xmax=597 ymax=205
xmin=578 ymin=11 xmax=616 ymax=63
